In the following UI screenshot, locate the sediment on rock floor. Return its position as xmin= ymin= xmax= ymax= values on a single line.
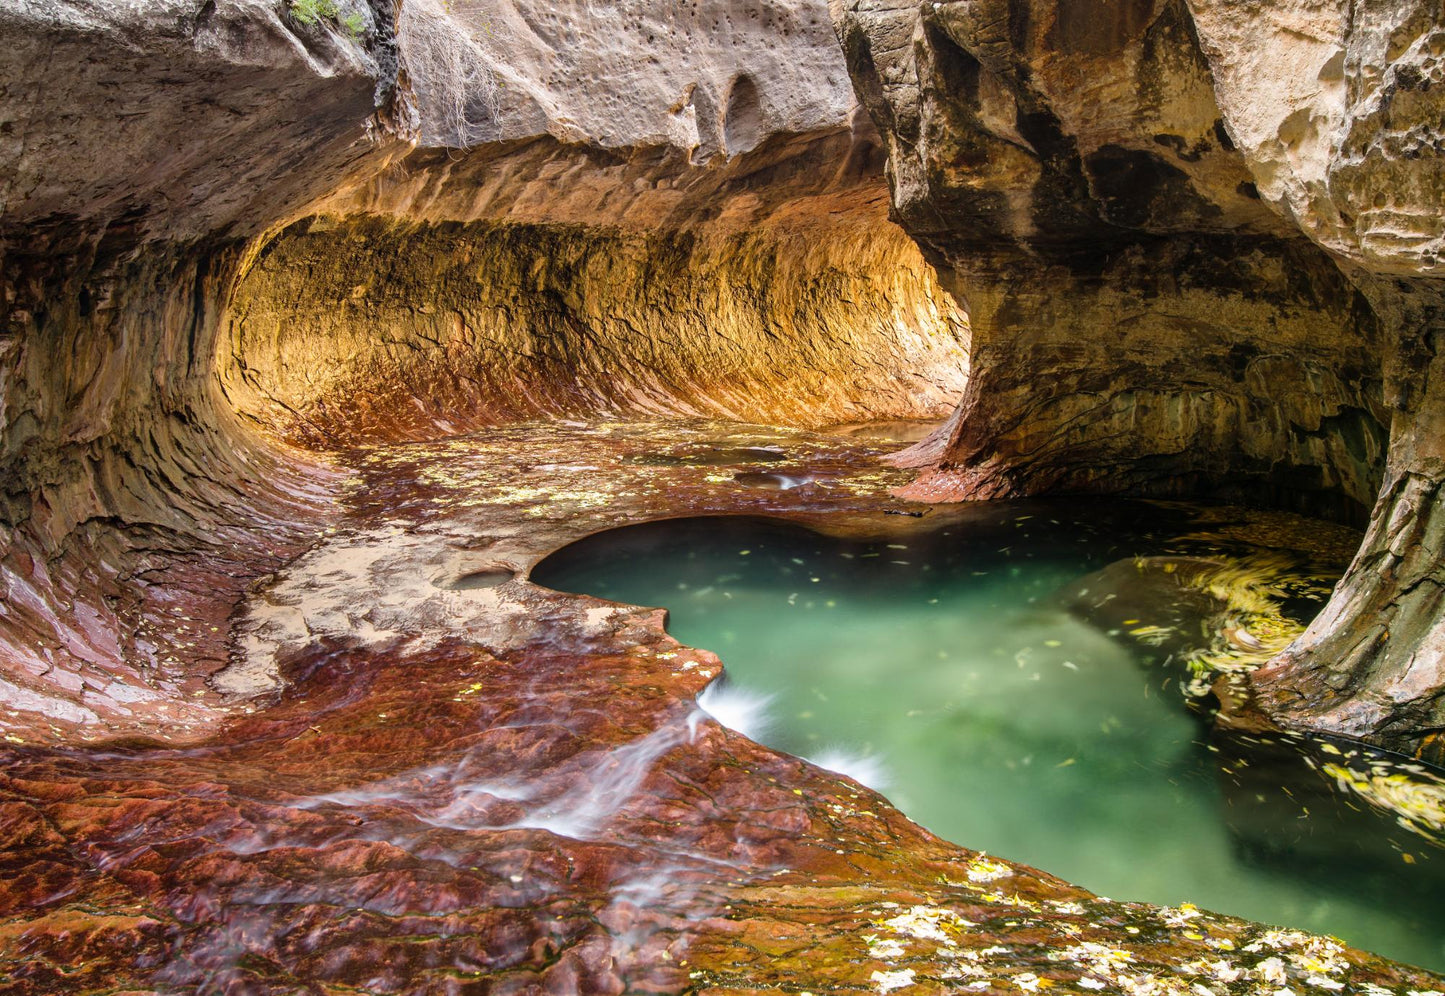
xmin=1 ymin=0 xmax=1445 ymax=990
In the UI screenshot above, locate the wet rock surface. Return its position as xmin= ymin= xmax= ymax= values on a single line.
xmin=834 ymin=0 xmax=1445 ymax=758
xmin=0 ymin=0 xmax=961 ymax=732
xmin=1181 ymin=0 xmax=1445 ymax=764
xmin=2 ymin=421 xmax=1442 ymax=993
xmin=3 ymin=0 xmax=1445 ymax=988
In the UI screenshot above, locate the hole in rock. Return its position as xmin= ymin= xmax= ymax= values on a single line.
xmin=437 ymin=568 xmax=515 ymax=591
xmin=722 ymin=74 xmax=764 ymax=156
xmin=533 ymin=502 xmax=1445 ymax=972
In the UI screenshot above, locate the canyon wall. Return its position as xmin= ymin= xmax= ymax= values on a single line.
xmin=1188 ymin=0 xmax=1445 ymax=757
xmin=217 ymin=0 xmax=968 ymax=448
xmin=835 ymin=0 xmax=1445 ymax=757
xmin=0 ymin=0 xmax=389 ymax=734
xmin=222 ymin=142 xmax=965 ymax=447
xmin=834 ymin=0 xmax=1387 ymax=522
xmin=0 ymin=0 xmax=965 ymax=735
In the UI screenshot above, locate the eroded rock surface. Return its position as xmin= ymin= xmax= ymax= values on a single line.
xmin=2 ymin=0 xmax=1445 ymax=989
xmin=4 ymin=421 xmax=1438 ymax=993
xmin=0 ymin=0 xmax=963 ymax=727
xmin=222 ymin=138 xmax=967 ymax=447
xmin=835 ymin=0 xmax=1445 ymax=758
xmin=0 ymin=0 xmax=389 ymax=737
xmin=1184 ymin=0 xmax=1445 ymax=760
xmin=834 ymin=0 xmax=1387 ymax=522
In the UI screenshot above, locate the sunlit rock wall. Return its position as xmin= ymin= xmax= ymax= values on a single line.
xmin=0 ymin=0 xmax=963 ymax=733
xmin=209 ymin=0 xmax=965 ymax=449
xmin=222 ymin=137 xmax=967 ymax=447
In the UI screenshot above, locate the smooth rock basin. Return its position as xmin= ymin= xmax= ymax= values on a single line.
xmin=533 ymin=502 xmax=1445 ymax=972
xmin=6 ymin=420 xmax=1443 ymax=993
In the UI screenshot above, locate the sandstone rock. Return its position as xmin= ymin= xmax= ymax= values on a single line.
xmin=835 ymin=0 xmax=1445 ymax=758
xmin=397 ymin=0 xmax=855 ymax=157
xmin=0 ymin=0 xmax=392 ymax=736
xmin=1185 ymin=0 xmax=1445 ymax=757
xmin=222 ymin=146 xmax=968 ymax=447
xmin=1188 ymin=0 xmax=1445 ymax=278
xmin=0 ymin=0 xmax=1443 ymax=987
xmin=0 ymin=0 xmax=959 ymax=728
xmin=835 ymin=0 xmax=1385 ymax=522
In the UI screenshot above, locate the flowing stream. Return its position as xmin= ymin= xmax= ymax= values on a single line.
xmin=533 ymin=500 xmax=1445 ymax=972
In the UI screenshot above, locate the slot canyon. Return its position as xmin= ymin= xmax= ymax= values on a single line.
xmin=0 ymin=0 xmax=1443 ymax=992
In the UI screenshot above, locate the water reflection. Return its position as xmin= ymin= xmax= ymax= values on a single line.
xmin=532 ymin=502 xmax=1445 ymax=971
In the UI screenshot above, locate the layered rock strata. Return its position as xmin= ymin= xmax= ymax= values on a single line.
xmin=0 ymin=0 xmax=389 ymax=735
xmin=223 ymin=137 xmax=967 ymax=448
xmin=834 ymin=0 xmax=1387 ymax=523
xmin=0 ymin=0 xmax=965 ymax=731
xmin=3 ymin=421 xmax=1436 ymax=993
xmin=1187 ymin=0 xmax=1445 ymax=759
xmin=835 ymin=0 xmax=1445 ymax=756
xmin=0 ymin=0 xmax=1443 ymax=989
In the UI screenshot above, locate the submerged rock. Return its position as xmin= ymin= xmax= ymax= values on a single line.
xmin=835 ymin=0 xmax=1445 ymax=761
xmin=0 ymin=0 xmax=1444 ymax=989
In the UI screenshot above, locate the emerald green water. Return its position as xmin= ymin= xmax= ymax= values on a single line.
xmin=533 ymin=501 xmax=1445 ymax=971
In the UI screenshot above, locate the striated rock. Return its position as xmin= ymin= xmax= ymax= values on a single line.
xmin=1 ymin=0 xmax=1443 ymax=988
xmin=833 ymin=0 xmax=1387 ymax=522
xmin=207 ymin=0 xmax=971 ymax=448
xmin=2 ymin=420 xmax=1436 ymax=993
xmin=222 ymin=140 xmax=966 ymax=446
xmin=835 ymin=0 xmax=1445 ymax=757
xmin=1184 ymin=0 xmax=1445 ymax=757
xmin=0 ymin=0 xmax=393 ymax=736
xmin=0 ymin=0 xmax=964 ymax=726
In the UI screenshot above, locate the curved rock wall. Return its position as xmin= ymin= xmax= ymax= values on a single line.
xmin=0 ymin=0 xmax=963 ymax=735
xmin=836 ymin=0 xmax=1445 ymax=756
xmin=834 ymin=0 xmax=1386 ymax=522
xmin=1187 ymin=0 xmax=1445 ymax=756
xmin=222 ymin=136 xmax=966 ymax=447
xmin=0 ymin=0 xmax=391 ymax=736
